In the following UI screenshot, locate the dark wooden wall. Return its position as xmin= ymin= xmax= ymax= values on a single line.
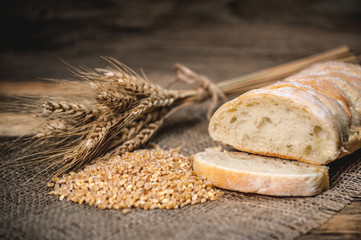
xmin=1 ymin=0 xmax=360 ymax=82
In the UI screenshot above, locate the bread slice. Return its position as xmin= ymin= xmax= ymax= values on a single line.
xmin=193 ymin=148 xmax=329 ymax=196
xmin=209 ymin=61 xmax=361 ymax=165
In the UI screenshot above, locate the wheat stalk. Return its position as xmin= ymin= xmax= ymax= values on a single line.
xmin=112 ymin=118 xmax=164 ymax=156
xmin=2 ymin=45 xmax=359 ymax=178
xmin=217 ymin=45 xmax=359 ymax=94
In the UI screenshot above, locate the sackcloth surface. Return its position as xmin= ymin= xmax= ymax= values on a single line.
xmin=1 ymin=93 xmax=361 ymax=240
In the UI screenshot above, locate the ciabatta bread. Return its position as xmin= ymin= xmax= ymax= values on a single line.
xmin=193 ymin=148 xmax=329 ymax=196
xmin=209 ymin=61 xmax=361 ymax=165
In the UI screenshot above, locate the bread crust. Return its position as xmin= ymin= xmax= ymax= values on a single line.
xmin=285 ymin=77 xmax=352 ymax=118
xmin=300 ymin=61 xmax=361 ymax=83
xmin=339 ymin=127 xmax=361 ymax=158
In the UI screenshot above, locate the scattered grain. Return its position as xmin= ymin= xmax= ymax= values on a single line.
xmin=49 ymin=148 xmax=223 ymax=213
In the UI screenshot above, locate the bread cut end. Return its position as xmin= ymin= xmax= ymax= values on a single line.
xmin=209 ymin=89 xmax=340 ymax=165
xmin=193 ymin=148 xmax=329 ymax=196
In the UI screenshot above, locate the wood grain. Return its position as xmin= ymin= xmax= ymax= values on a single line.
xmin=301 ymin=198 xmax=361 ymax=239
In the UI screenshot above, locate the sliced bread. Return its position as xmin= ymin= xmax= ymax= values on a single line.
xmin=209 ymin=61 xmax=361 ymax=165
xmin=193 ymin=148 xmax=329 ymax=196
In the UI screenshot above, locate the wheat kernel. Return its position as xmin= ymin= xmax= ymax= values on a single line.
xmin=216 ymin=191 xmax=224 ymax=197
xmin=136 ymin=181 xmax=144 ymax=188
xmin=165 ymin=189 xmax=174 ymax=195
xmin=125 ymin=185 xmax=133 ymax=193
xmin=122 ymin=209 xmax=131 ymax=215
xmin=119 ymin=179 xmax=127 ymax=186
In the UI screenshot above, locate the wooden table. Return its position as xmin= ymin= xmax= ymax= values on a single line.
xmin=1 ymin=0 xmax=360 ymax=238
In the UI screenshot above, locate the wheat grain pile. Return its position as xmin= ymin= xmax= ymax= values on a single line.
xmin=49 ymin=147 xmax=224 ymax=213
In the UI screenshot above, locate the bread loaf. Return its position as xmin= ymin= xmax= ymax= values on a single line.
xmin=193 ymin=148 xmax=329 ymax=196
xmin=209 ymin=61 xmax=361 ymax=165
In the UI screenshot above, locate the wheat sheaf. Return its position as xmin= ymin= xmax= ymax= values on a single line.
xmin=3 ymin=58 xmax=225 ymax=178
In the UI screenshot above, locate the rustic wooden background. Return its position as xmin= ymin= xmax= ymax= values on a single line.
xmin=0 ymin=0 xmax=360 ymax=239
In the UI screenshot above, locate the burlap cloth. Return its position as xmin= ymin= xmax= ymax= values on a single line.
xmin=1 ymin=101 xmax=361 ymax=240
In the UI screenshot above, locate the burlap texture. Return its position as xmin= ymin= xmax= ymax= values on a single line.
xmin=1 ymin=102 xmax=361 ymax=240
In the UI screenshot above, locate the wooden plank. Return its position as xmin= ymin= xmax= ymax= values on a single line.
xmin=0 ymin=81 xmax=91 ymax=96
xmin=301 ymin=198 xmax=361 ymax=239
